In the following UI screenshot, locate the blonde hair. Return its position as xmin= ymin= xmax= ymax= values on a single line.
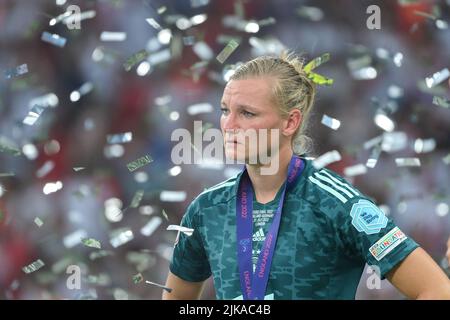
xmin=229 ymin=51 xmax=316 ymax=156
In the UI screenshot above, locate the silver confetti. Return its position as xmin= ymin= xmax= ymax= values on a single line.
xmin=36 ymin=160 xmax=55 ymax=178
xmin=190 ymin=0 xmax=209 ymax=8
xmin=344 ymin=164 xmax=367 ymax=177
xmin=100 ymin=31 xmax=127 ymax=42
xmin=140 ymin=216 xmax=162 ymax=237
xmin=187 ymin=103 xmax=213 ymax=115
xmin=0 ymin=172 xmax=15 ymax=177
xmin=381 ymin=132 xmax=408 ymax=153
xmin=167 ymin=225 xmax=194 ymax=236
xmin=110 ymin=228 xmax=134 ymax=248
xmin=70 ymin=82 xmax=93 ymax=102
xmin=157 ymin=6 xmax=167 ymax=14
xmin=145 ymin=280 xmax=172 ymax=293
xmin=312 ymin=150 xmax=342 ymax=169
xmin=4 ymin=64 xmax=28 ymax=79
xmin=321 ymin=114 xmax=341 ymax=130
xmin=395 ymin=158 xmax=421 ymax=167
xmin=425 ymin=68 xmax=450 ymax=88
xmin=23 ymin=105 xmax=45 ymax=126
xmin=258 ymin=17 xmax=276 ymax=27
xmin=41 ymin=31 xmax=67 ymax=47
xmin=43 ymin=181 xmax=63 ymax=195
xmin=414 ymin=138 xmax=436 ymax=154
xmin=34 ymin=217 xmax=43 ymax=227
xmin=443 ymin=153 xmax=450 ymax=165
xmin=63 ymin=229 xmax=88 ymax=248
xmin=148 ymin=49 xmax=172 ymax=66
xmin=107 ymin=132 xmax=133 ymax=144
xmin=366 ymin=144 xmax=382 ymax=168
xmin=193 ymin=41 xmax=214 ymax=61
xmin=296 ymin=6 xmax=324 ymax=21
xmin=29 ymin=93 xmax=59 ymax=109
xmin=146 ymin=18 xmax=161 ymax=30
xmin=160 ymin=191 xmax=187 ymax=202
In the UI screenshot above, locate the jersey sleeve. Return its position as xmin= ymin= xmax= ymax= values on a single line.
xmin=333 ymin=197 xmax=420 ymax=279
xmin=169 ymin=201 xmax=212 ymax=282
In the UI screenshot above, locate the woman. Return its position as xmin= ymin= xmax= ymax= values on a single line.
xmin=163 ymin=52 xmax=450 ymax=300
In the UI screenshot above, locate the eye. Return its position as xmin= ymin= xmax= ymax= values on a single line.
xmin=220 ymin=107 xmax=229 ymax=115
xmin=242 ymin=110 xmax=255 ymax=118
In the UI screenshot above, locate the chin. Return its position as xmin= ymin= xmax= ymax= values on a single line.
xmin=224 ymin=148 xmax=246 ymax=164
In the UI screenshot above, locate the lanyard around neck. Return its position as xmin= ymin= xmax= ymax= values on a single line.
xmin=236 ymin=156 xmax=304 ymax=300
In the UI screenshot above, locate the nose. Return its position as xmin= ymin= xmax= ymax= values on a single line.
xmin=222 ymin=111 xmax=240 ymax=132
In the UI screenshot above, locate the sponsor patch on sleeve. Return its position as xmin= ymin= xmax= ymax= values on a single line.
xmin=369 ymin=227 xmax=407 ymax=261
xmin=350 ymin=199 xmax=388 ymax=235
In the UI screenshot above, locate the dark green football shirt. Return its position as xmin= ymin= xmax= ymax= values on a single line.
xmin=170 ymin=158 xmax=419 ymax=299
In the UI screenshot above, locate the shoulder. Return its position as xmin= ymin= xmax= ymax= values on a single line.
xmin=299 ymin=159 xmax=376 ymax=219
xmin=189 ymin=170 xmax=242 ymax=212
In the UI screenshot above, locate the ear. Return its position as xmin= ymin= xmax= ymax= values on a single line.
xmin=282 ymin=109 xmax=302 ymax=137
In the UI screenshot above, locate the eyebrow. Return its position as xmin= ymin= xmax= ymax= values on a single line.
xmin=220 ymin=102 xmax=258 ymax=111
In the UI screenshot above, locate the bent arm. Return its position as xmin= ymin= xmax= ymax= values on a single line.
xmin=387 ymin=247 xmax=450 ymax=299
xmin=162 ymin=271 xmax=207 ymax=300
xmin=446 ymin=237 xmax=450 ymax=266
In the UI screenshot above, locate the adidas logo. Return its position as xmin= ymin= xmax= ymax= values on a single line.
xmin=252 ymin=228 xmax=265 ymax=242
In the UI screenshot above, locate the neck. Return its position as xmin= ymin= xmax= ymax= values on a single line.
xmin=245 ymin=145 xmax=293 ymax=204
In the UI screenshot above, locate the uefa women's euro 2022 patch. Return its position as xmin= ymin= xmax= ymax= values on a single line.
xmin=350 ymin=199 xmax=388 ymax=235
xmin=369 ymin=227 xmax=407 ymax=261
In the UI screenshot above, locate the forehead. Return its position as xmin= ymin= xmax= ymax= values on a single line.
xmin=222 ymin=77 xmax=274 ymax=105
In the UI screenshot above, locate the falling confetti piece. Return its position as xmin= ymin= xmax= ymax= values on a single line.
xmin=140 ymin=216 xmax=162 ymax=237
xmin=130 ymin=190 xmax=144 ymax=208
xmin=110 ymin=228 xmax=134 ymax=248
xmin=312 ymin=150 xmax=342 ymax=169
xmin=216 ymin=39 xmax=239 ymax=64
xmin=4 ymin=64 xmax=28 ymax=80
xmin=395 ymin=158 xmax=421 ymax=167
xmin=23 ymin=105 xmax=45 ymax=126
xmin=145 ymin=280 xmax=172 ymax=293
xmin=167 ymin=225 xmax=194 ymax=236
xmin=41 ymin=31 xmax=67 ymax=47
xmin=425 ymin=68 xmax=450 ymax=88
xmin=107 ymin=132 xmax=133 ymax=144
xmin=81 ymin=238 xmax=102 ymax=249
xmin=123 ymin=49 xmax=149 ymax=71
xmin=127 ymin=155 xmax=153 ymax=172
xmin=22 ymin=259 xmax=45 ymax=274
xmin=34 ymin=217 xmax=43 ymax=227
xmin=160 ymin=191 xmax=187 ymax=202
xmin=132 ymin=273 xmax=143 ymax=284
xmin=432 ymin=96 xmax=450 ymax=108
xmin=321 ymin=114 xmax=341 ymax=130
xmin=100 ymin=31 xmax=127 ymax=42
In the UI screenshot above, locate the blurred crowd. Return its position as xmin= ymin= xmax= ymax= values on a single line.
xmin=0 ymin=0 xmax=449 ymax=299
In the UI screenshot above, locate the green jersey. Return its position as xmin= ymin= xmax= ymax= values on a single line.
xmin=170 ymin=158 xmax=419 ymax=299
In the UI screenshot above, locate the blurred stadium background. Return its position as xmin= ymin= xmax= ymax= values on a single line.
xmin=0 ymin=0 xmax=449 ymax=299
